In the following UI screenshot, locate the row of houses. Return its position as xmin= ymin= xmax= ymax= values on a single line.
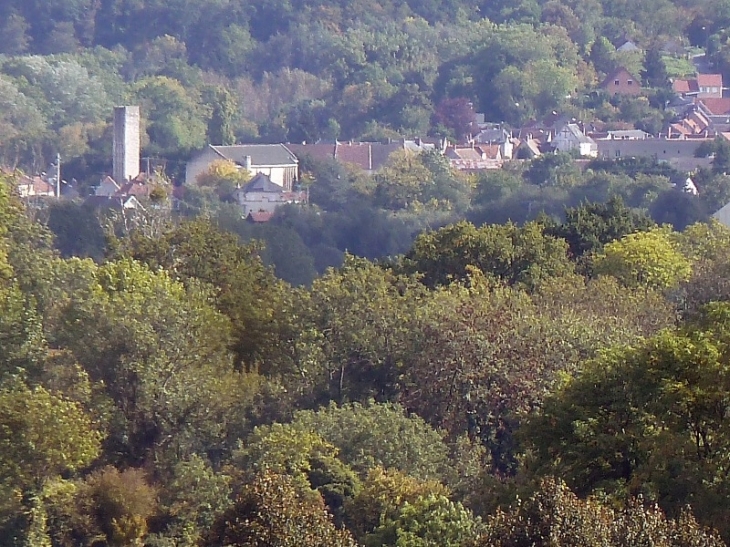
xmin=598 ymin=66 xmax=725 ymax=100
xmin=184 ymin=139 xmax=442 ymax=188
xmin=9 ymin=91 xmax=727 ymax=221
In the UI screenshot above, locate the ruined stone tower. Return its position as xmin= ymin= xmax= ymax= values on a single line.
xmin=113 ymin=106 xmax=140 ymax=183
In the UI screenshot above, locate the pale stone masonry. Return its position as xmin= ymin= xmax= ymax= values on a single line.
xmin=113 ymin=106 xmax=141 ymax=184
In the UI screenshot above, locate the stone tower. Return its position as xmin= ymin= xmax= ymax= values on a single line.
xmin=112 ymin=106 xmax=140 ymax=183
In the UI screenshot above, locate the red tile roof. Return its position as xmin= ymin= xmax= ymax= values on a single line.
xmin=18 ymin=175 xmax=55 ymax=196
xmin=446 ymin=147 xmax=482 ymax=161
xmin=672 ymin=79 xmax=696 ymax=94
xmin=697 ymin=73 xmax=723 ymax=88
xmin=247 ymin=211 xmax=273 ymax=223
xmin=477 ymin=144 xmax=501 ymax=159
xmin=698 ymin=98 xmax=730 ymax=115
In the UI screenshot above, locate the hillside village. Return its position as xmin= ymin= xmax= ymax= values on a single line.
xmin=8 ymin=0 xmax=730 ymax=545
xmin=16 ymin=77 xmax=730 ymax=227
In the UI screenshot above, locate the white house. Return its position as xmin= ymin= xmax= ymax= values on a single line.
xmin=552 ymin=124 xmax=598 ymax=157
xmin=186 ymin=144 xmax=299 ymax=190
xmin=231 ymin=173 xmax=306 ymax=215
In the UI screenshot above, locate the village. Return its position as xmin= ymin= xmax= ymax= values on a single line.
xmin=14 ymin=63 xmax=730 ymax=227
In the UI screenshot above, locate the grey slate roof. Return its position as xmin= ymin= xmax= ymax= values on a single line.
xmin=211 ymin=144 xmax=298 ymax=166
xmin=242 ymin=173 xmax=283 ymax=193
xmin=616 ymin=40 xmax=639 ymax=52
xmin=563 ymin=123 xmax=596 ymax=144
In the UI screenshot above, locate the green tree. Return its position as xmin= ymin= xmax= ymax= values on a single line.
xmin=593 ymin=226 xmax=692 ymax=289
xmin=345 ymin=467 xmax=449 ymax=542
xmin=155 ymin=455 xmax=232 ymax=545
xmin=206 ymin=86 xmax=237 ymax=146
xmin=297 ymin=256 xmax=425 ymax=403
xmin=641 ymin=45 xmax=670 ymax=88
xmin=370 ymin=494 xmax=482 ymax=547
xmin=233 ymin=424 xmax=360 ymax=525
xmin=546 ymin=196 xmax=655 ymax=259
xmin=374 ymin=150 xmax=434 ymax=210
xmin=0 ymin=385 xmax=102 ymax=490
xmin=524 ymin=303 xmax=730 ymax=538
xmin=133 ymin=76 xmax=207 ymax=154
xmin=590 ymin=36 xmax=618 ymax=75
xmin=46 ymin=202 xmax=106 ymax=261
xmin=474 ymin=477 xmax=725 ymax=547
xmin=195 ymin=158 xmax=250 ymax=200
xmin=49 ymin=258 xmax=251 ymax=468
xmin=0 ymin=13 xmax=31 ymax=55
xmin=402 ymin=220 xmax=573 ymax=290
xmin=116 ymin=219 xmax=291 ymax=372
xmin=524 ymin=152 xmax=581 ymax=187
xmin=0 ymin=385 xmax=103 ymax=544
xmin=80 ymin=467 xmax=157 ymax=547
xmin=271 ymin=401 xmax=453 ymax=482
xmin=202 ymin=471 xmax=357 ymax=547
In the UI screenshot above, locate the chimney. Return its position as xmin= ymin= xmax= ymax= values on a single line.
xmin=244 ymin=155 xmax=252 ymax=170
xmin=112 ymin=106 xmax=140 ymax=183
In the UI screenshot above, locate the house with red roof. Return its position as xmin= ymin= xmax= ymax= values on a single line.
xmin=285 ymin=139 xmax=442 ymax=174
xmin=14 ymin=174 xmax=56 ymax=198
xmin=673 ymin=73 xmax=724 ymax=99
xmin=696 ymin=98 xmax=730 ymax=116
xmin=697 ymin=74 xmax=724 ymax=98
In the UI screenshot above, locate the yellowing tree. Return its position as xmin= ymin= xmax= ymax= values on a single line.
xmin=593 ymin=227 xmax=691 ymax=290
xmin=196 ymin=159 xmax=251 ymax=189
xmin=0 ymin=386 xmax=102 ymax=489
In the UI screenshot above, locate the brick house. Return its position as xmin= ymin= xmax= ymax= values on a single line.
xmin=600 ymin=67 xmax=642 ymax=96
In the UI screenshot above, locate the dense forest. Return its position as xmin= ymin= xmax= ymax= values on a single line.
xmin=7 ymin=0 xmax=730 ymax=545
xmin=4 ymin=165 xmax=730 ymax=545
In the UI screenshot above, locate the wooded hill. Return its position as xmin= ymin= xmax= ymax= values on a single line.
xmin=3 ymin=167 xmax=730 ymax=545
xmin=0 ymin=0 xmax=727 ymax=181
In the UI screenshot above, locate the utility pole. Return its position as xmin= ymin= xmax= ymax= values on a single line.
xmin=56 ymin=153 xmax=61 ymax=198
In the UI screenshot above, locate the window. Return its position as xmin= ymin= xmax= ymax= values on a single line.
xmin=627 ymin=80 xmax=633 ymax=85
xmin=615 ymin=150 xmax=621 ymax=157
xmin=614 ymin=80 xmax=620 ymax=86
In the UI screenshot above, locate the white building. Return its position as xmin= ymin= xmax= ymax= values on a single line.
xmin=186 ymin=144 xmax=299 ymax=190
xmin=231 ymin=173 xmax=306 ymax=215
xmin=552 ymin=124 xmax=598 ymax=157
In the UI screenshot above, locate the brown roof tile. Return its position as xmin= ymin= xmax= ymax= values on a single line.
xmin=673 ymin=79 xmax=696 ymax=94
xmin=115 ymin=181 xmax=149 ymax=197
xmin=334 ymin=143 xmax=372 ymax=170
xmin=247 ymin=211 xmax=273 ymax=223
xmin=698 ymin=98 xmax=730 ymax=115
xmin=697 ymin=73 xmax=723 ymax=88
